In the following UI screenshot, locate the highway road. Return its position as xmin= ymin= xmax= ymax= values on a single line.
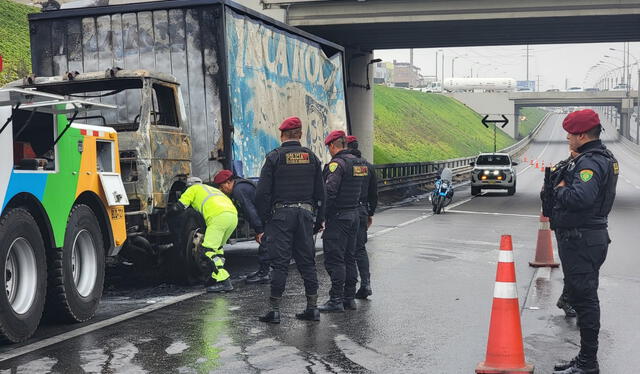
xmin=0 ymin=113 xmax=639 ymax=373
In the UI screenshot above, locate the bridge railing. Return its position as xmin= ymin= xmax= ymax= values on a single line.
xmin=375 ymin=112 xmax=552 ymax=192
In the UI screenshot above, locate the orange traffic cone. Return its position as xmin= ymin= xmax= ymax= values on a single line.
xmin=523 ymin=156 xmax=528 ymax=162
xmin=535 ymin=161 xmax=539 ymax=169
xmin=529 ymin=214 xmax=560 ymax=267
xmin=529 ymin=159 xmax=533 ymax=166
xmin=476 ymin=235 xmax=534 ymax=374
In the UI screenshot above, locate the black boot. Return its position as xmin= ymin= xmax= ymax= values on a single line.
xmin=355 ymin=284 xmax=372 ymax=299
xmin=343 ymin=298 xmax=357 ymax=310
xmin=246 ymin=268 xmax=271 ymax=284
xmin=557 ymin=296 xmax=577 ymax=317
xmin=259 ymin=311 xmax=281 ymax=324
xmin=206 ymin=279 xmax=234 ymax=293
xmin=296 ymin=295 xmax=320 ymax=321
xmin=553 ymin=363 xmax=599 ymax=374
xmin=318 ymin=298 xmax=344 ymax=313
xmin=259 ymin=297 xmax=281 ymax=324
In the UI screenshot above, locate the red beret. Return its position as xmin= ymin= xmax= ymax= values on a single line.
xmin=279 ymin=116 xmax=302 ymax=131
xmin=324 ymin=130 xmax=346 ymax=145
xmin=346 ymin=135 xmax=357 ymax=144
xmin=562 ymin=109 xmax=601 ymax=134
xmin=213 ymin=170 xmax=233 ymax=184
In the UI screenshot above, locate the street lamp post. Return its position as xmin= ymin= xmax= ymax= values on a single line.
xmin=451 ymin=56 xmax=460 ymax=78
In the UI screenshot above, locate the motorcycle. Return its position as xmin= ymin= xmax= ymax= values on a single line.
xmin=431 ymin=168 xmax=454 ymax=214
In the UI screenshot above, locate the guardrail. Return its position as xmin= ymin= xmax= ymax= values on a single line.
xmin=375 ymin=112 xmax=553 ymax=192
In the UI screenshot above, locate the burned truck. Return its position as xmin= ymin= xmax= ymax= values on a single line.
xmin=25 ymin=0 xmax=348 ymax=281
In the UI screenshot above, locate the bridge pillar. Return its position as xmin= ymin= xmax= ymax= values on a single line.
xmin=514 ymin=105 xmax=522 ymax=140
xmin=620 ymin=98 xmax=634 ymax=140
xmin=345 ymin=48 xmax=374 ymax=162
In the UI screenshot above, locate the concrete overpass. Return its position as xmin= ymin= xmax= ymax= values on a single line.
xmin=510 ymin=91 xmax=639 ymax=138
xmin=260 ymin=0 xmax=640 ymax=160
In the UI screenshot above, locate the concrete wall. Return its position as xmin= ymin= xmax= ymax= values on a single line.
xmin=345 ymin=49 xmax=374 ymax=161
xmin=445 ymin=92 xmax=517 ymax=138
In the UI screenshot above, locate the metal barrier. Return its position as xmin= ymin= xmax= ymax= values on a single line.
xmin=375 ymin=112 xmax=552 ymax=192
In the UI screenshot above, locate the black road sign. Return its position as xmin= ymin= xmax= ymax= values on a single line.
xmin=481 ymin=115 xmax=509 ymax=128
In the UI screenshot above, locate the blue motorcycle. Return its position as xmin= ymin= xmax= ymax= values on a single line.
xmin=431 ymin=168 xmax=454 ymax=214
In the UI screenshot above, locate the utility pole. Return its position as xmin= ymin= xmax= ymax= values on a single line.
xmin=435 ymin=50 xmax=439 ymax=84
xmin=526 ymin=45 xmax=530 ymax=83
xmin=441 ymin=52 xmax=445 ymax=91
xmin=536 ymin=75 xmax=540 ymax=92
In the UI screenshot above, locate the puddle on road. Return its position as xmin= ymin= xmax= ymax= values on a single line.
xmin=166 ymin=341 xmax=190 ymax=355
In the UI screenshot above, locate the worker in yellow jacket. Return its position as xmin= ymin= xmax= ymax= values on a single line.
xmin=175 ymin=177 xmax=238 ymax=292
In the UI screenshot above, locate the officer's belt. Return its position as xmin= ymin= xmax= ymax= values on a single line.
xmin=273 ymin=202 xmax=314 ymax=213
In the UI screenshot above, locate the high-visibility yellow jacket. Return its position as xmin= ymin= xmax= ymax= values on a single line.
xmin=179 ymin=184 xmax=237 ymax=220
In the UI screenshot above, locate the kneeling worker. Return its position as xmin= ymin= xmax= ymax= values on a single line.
xmin=214 ymin=170 xmax=269 ymax=284
xmin=175 ymin=177 xmax=238 ymax=292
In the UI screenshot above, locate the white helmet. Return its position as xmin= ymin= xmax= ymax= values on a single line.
xmin=186 ymin=177 xmax=203 ymax=186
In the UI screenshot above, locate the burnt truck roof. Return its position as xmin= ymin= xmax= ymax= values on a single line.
xmin=6 ymin=70 xmax=178 ymax=90
xmin=28 ymin=0 xmax=344 ymax=54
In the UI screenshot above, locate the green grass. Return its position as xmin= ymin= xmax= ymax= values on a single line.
xmin=0 ymin=0 xmax=38 ymax=85
xmin=519 ymin=107 xmax=547 ymax=138
xmin=374 ymin=85 xmax=521 ymax=164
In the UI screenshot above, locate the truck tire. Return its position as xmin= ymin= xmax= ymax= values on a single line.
xmin=471 ymin=186 xmax=481 ymax=196
xmin=0 ymin=208 xmax=47 ymax=343
xmin=46 ymin=204 xmax=105 ymax=323
xmin=168 ymin=208 xmax=207 ymax=285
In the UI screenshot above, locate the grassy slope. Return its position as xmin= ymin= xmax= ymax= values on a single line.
xmin=0 ymin=0 xmax=37 ymax=85
xmin=519 ymin=107 xmax=547 ymax=138
xmin=374 ymin=85 xmax=517 ymax=164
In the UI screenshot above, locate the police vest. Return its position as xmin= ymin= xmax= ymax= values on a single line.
xmin=333 ymin=153 xmax=368 ymax=209
xmin=553 ymin=147 xmax=618 ymax=229
xmin=358 ymin=160 xmax=374 ymax=204
xmin=272 ymin=146 xmax=318 ymax=204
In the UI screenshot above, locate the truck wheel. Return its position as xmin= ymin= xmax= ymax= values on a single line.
xmin=471 ymin=186 xmax=480 ymax=196
xmin=0 ymin=208 xmax=47 ymax=343
xmin=169 ymin=209 xmax=207 ymax=285
xmin=47 ymin=204 xmax=105 ymax=323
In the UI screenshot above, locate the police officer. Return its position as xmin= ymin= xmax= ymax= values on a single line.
xmin=174 ymin=177 xmax=238 ymax=293
xmin=214 ymin=170 xmax=270 ymax=284
xmin=346 ymin=135 xmax=378 ymax=299
xmin=319 ymin=130 xmax=369 ymax=312
xmin=255 ymin=117 xmax=326 ymax=324
xmin=551 ymin=109 xmax=618 ymax=374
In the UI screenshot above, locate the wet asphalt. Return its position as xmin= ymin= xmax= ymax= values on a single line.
xmin=1 ymin=113 xmax=640 ymax=373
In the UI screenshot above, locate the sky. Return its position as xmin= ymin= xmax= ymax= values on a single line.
xmin=374 ymin=42 xmax=640 ymax=91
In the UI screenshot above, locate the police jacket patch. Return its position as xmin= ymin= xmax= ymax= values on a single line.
xmin=353 ymin=165 xmax=369 ymax=177
xmin=285 ymin=152 xmax=310 ymax=164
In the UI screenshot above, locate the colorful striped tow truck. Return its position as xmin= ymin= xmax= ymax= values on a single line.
xmin=0 ymin=88 xmax=128 ymax=343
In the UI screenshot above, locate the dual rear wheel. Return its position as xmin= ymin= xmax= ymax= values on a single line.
xmin=0 ymin=204 xmax=104 ymax=343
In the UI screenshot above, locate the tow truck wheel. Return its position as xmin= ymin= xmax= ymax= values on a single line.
xmin=47 ymin=204 xmax=104 ymax=323
xmin=0 ymin=208 xmax=47 ymax=343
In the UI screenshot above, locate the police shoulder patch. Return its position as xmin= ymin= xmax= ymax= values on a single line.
xmin=285 ymin=152 xmax=310 ymax=164
xmin=579 ymin=169 xmax=594 ymax=182
xmin=329 ymin=162 xmax=339 ymax=172
xmin=613 ymin=162 xmax=619 ymax=175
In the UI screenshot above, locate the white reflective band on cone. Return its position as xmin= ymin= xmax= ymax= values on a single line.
xmin=539 ymin=221 xmax=550 ymax=230
xmin=493 ymin=281 xmax=518 ymax=299
xmin=498 ymin=250 xmax=514 ymax=263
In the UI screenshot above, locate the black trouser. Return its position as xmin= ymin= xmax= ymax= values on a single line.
xmin=257 ymin=240 xmax=269 ymax=272
xmin=323 ymin=209 xmax=359 ymax=300
xmin=556 ymin=228 xmax=610 ymax=365
xmin=356 ymin=206 xmax=370 ymax=287
xmin=265 ymin=207 xmax=318 ymax=298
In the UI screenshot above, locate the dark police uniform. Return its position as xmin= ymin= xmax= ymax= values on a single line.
xmin=348 ymin=148 xmax=378 ymax=298
xmin=230 ymin=179 xmax=269 ymax=277
xmin=255 ymin=141 xmax=325 ymax=301
xmin=552 ymin=139 xmax=618 ymax=369
xmin=322 ymin=149 xmax=369 ymax=307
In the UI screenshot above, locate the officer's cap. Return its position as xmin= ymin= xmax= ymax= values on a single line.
xmin=346 ymin=135 xmax=358 ymax=144
xmin=562 ymin=109 xmax=601 ymax=134
xmin=213 ymin=170 xmax=233 ymax=184
xmin=325 ymin=130 xmax=346 ymax=145
xmin=279 ymin=116 xmax=302 ymax=131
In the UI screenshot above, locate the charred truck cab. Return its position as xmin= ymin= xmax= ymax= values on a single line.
xmin=10 ymin=71 xmax=197 ymax=278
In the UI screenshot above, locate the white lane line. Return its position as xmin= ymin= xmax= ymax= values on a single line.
xmin=368 ymin=195 xmax=475 ymax=239
xmin=0 ymin=290 xmax=205 ymax=363
xmin=446 ymin=210 xmax=539 ymax=219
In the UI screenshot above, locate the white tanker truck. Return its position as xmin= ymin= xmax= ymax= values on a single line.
xmin=443 ymin=78 xmax=517 ymax=92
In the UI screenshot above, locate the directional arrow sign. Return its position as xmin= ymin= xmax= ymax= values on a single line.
xmin=481 ymin=115 xmax=509 ymax=128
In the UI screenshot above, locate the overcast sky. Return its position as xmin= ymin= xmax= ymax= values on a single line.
xmin=374 ymin=42 xmax=640 ymax=91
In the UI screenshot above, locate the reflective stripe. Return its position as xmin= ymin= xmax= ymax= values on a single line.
xmin=493 ymin=282 xmax=518 ymax=299
xmin=200 ymin=184 xmax=224 ymax=213
xmin=539 ymin=220 xmax=550 ymax=230
xmin=498 ymin=250 xmax=514 ymax=263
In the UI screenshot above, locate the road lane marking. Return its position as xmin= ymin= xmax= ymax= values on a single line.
xmin=368 ymin=195 xmax=475 ymax=239
xmin=0 ymin=290 xmax=205 ymax=363
xmin=446 ymin=210 xmax=539 ymax=219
